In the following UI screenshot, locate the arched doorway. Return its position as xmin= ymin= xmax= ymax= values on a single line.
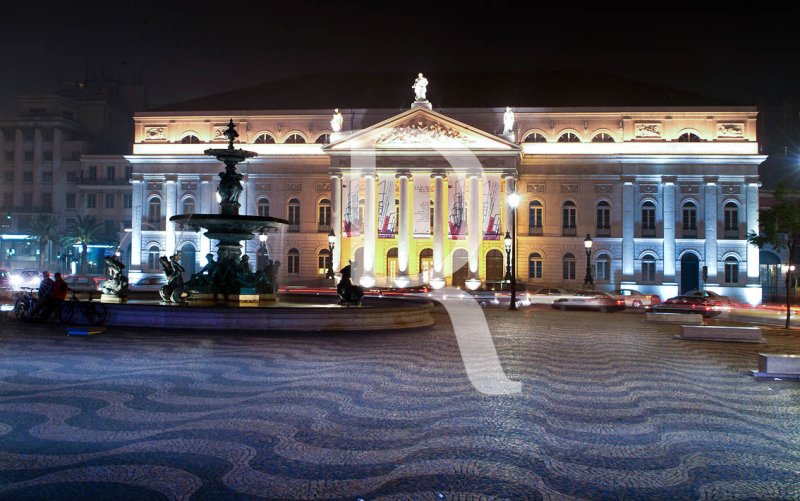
xmin=180 ymin=243 xmax=197 ymax=278
xmin=386 ymin=248 xmax=398 ymax=286
xmin=485 ymin=249 xmax=504 ymax=282
xmin=680 ymin=253 xmax=699 ymax=293
xmin=451 ymin=249 xmax=469 ymax=288
xmin=419 ymin=248 xmax=433 ymax=284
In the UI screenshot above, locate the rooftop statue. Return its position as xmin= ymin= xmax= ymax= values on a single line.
xmin=412 ymin=73 xmax=429 ymax=101
xmin=503 ymin=106 xmax=515 ymax=135
xmin=330 ymin=108 xmax=343 ymax=133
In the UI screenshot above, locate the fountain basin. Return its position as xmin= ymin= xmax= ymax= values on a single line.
xmin=171 ymin=214 xmax=289 ymax=241
xmin=91 ymin=295 xmax=435 ymax=331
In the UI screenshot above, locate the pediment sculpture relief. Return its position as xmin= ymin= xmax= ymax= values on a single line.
xmin=376 ymin=118 xmax=475 ymax=146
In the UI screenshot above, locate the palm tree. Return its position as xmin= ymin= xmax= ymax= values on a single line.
xmin=27 ymin=214 xmax=58 ymax=271
xmin=66 ymin=215 xmax=103 ymax=274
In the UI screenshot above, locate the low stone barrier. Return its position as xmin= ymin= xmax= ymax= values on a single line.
xmin=752 ymin=353 xmax=800 ymax=379
xmin=644 ymin=312 xmax=704 ymax=325
xmin=676 ymin=325 xmax=764 ymax=343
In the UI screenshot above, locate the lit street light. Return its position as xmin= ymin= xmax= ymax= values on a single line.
xmin=503 ymin=231 xmax=512 ymax=281
xmin=583 ymin=233 xmax=594 ymax=288
xmin=507 ymin=191 xmax=521 ymax=311
xmin=327 ymin=229 xmax=336 ymax=279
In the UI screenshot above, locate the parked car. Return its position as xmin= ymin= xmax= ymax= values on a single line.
xmin=647 ymin=295 xmax=722 ymax=318
xmin=613 ymin=288 xmax=661 ymax=309
xmin=131 ymin=276 xmax=168 ymax=291
xmin=528 ymin=287 xmax=582 ymax=305
xmin=551 ymin=291 xmax=626 ymax=312
xmin=63 ymin=275 xmax=102 ymax=292
xmin=469 ymin=282 xmax=530 ymax=308
xmin=8 ymin=270 xmax=40 ymax=289
xmin=684 ymin=290 xmax=730 ymax=306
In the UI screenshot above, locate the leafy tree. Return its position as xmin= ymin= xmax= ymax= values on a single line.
xmin=26 ymin=214 xmax=58 ymax=271
xmin=748 ymin=185 xmax=800 ymax=329
xmin=66 ymin=215 xmax=103 ymax=274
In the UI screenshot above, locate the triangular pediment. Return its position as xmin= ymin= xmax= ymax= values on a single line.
xmin=325 ymin=107 xmax=520 ymax=153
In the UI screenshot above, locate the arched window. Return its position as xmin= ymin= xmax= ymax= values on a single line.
xmin=557 ymin=132 xmax=580 ymax=143
xmin=284 ymin=133 xmax=306 ymax=144
xmin=529 ymin=252 xmax=543 ymax=279
xmin=146 ymin=244 xmax=161 ymax=272
xmin=318 ymin=249 xmax=331 ymax=275
xmin=523 ymin=132 xmax=547 ymax=143
xmin=529 ymin=200 xmax=543 ymax=235
xmin=641 ymin=255 xmax=656 ymax=283
xmin=254 ymin=133 xmax=275 ymax=144
xmin=147 ymin=197 xmax=161 ymax=224
xmin=318 ymin=198 xmax=331 ymax=231
xmin=641 ymin=201 xmax=656 ymax=237
xmin=592 ymin=132 xmax=615 ymax=143
xmin=596 ymin=254 xmax=610 ymax=281
xmin=287 ymin=198 xmax=300 ymax=230
xmin=287 ymin=249 xmax=300 ymax=274
xmin=562 ymin=201 xmax=576 ymax=236
xmin=180 ymin=134 xmax=201 ymax=144
xmin=182 ymin=197 xmax=195 ymax=215
xmin=257 ymin=198 xmax=270 ymax=217
xmin=562 ymin=253 xmax=576 ymax=280
xmin=677 ymin=132 xmax=701 ymax=142
xmin=315 ymin=133 xmax=331 ymax=144
xmin=596 ymin=201 xmax=610 ymax=235
xmin=724 ymin=256 xmax=740 ymax=283
xmin=724 ymin=202 xmax=739 ymax=238
xmin=682 ymin=201 xmax=698 ymax=237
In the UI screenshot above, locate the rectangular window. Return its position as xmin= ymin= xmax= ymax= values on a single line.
xmin=67 ymin=171 xmax=79 ymax=183
xmin=106 ymin=165 xmax=115 ymax=180
xmin=683 ymin=208 xmax=697 ymax=230
xmin=22 ymin=129 xmax=33 ymax=141
xmin=23 ymin=172 xmax=33 ymax=183
xmin=4 ymin=152 xmax=13 ymax=162
xmin=529 ymin=259 xmax=542 ymax=279
xmin=563 ymin=259 xmax=576 ymax=280
xmin=23 ymin=151 xmax=33 ymax=162
xmin=288 ymin=254 xmax=300 ymax=274
xmin=318 ymin=205 xmax=331 ymax=227
xmin=642 ymin=207 xmax=656 ymax=229
xmin=66 ymin=193 xmax=76 ymax=209
xmin=596 ymin=259 xmax=609 ymax=281
xmin=642 ymin=261 xmax=656 ymax=282
xmin=42 ymin=129 xmax=53 ymax=140
xmin=123 ymin=194 xmax=132 ymax=209
xmin=125 ymin=165 xmax=133 ymax=179
xmin=42 ymin=172 xmax=52 ymax=183
xmin=725 ymin=261 xmax=739 ymax=283
xmin=105 ymin=193 xmax=115 ymax=209
xmin=2 ymin=129 xmax=14 ymax=141
xmin=87 ymin=193 xmax=96 ymax=209
xmin=88 ymin=165 xmax=97 ymax=179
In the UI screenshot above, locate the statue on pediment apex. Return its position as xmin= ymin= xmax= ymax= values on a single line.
xmin=412 ymin=73 xmax=429 ymax=101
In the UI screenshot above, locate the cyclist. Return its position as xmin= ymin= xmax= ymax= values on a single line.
xmin=42 ymin=272 xmax=69 ymax=320
xmin=31 ymin=271 xmax=54 ymax=320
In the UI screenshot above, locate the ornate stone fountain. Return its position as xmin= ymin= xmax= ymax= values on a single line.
xmin=169 ymin=120 xmax=288 ymax=303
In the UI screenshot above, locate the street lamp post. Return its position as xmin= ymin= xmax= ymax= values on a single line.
xmin=326 ymin=229 xmax=336 ymax=280
xmin=507 ymin=191 xmax=521 ymax=310
xmin=257 ymin=229 xmax=269 ymax=270
xmin=583 ymin=233 xmax=594 ymax=288
xmin=503 ymin=231 xmax=512 ymax=281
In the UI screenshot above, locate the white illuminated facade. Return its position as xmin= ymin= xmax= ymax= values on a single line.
xmin=125 ymin=98 xmax=764 ymax=302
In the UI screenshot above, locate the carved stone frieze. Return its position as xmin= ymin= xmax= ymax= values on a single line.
xmin=595 ymin=184 xmax=613 ymax=194
xmin=717 ymin=123 xmax=744 ymax=138
xmin=561 ymin=183 xmax=579 ymax=193
xmin=634 ymin=122 xmax=662 ymax=138
xmin=144 ymin=127 xmax=166 ymax=141
xmin=721 ymin=184 xmax=741 ymax=195
xmin=527 ymin=183 xmax=545 ymax=193
xmin=639 ymin=184 xmax=658 ymax=194
xmin=285 ymin=183 xmax=302 ymax=192
xmin=680 ymin=184 xmax=699 ymax=194
xmin=316 ymin=182 xmax=331 ymax=192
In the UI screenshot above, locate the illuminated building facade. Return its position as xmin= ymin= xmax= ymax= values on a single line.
xmin=125 ymin=76 xmax=764 ymax=302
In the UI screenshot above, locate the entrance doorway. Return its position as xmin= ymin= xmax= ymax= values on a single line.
xmin=419 ymin=248 xmax=433 ymax=284
xmin=485 ymin=249 xmax=504 ymax=282
xmin=451 ymin=248 xmax=468 ymax=288
xmin=386 ymin=248 xmax=398 ymax=286
xmin=680 ymin=253 xmax=699 ymax=293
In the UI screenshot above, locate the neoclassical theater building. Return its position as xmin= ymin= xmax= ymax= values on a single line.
xmin=124 ymin=73 xmax=764 ymax=303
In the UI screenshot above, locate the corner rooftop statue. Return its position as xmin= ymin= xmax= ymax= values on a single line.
xmin=168 ymin=120 xmax=289 ymax=303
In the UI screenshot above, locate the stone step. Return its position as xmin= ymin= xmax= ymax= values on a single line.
xmin=752 ymin=353 xmax=800 ymax=378
xmin=644 ymin=312 xmax=704 ymax=324
xmin=676 ymin=325 xmax=764 ymax=343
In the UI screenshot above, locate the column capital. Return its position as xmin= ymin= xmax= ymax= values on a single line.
xmin=164 ymin=175 xmax=178 ymax=184
xmin=329 ymin=171 xmax=343 ymax=180
xmin=129 ymin=175 xmax=144 ymax=184
xmin=704 ymin=176 xmax=719 ymax=186
xmin=661 ymin=176 xmax=677 ymax=185
xmin=431 ymin=170 xmax=447 ymax=179
xmin=395 ymin=170 xmax=411 ymax=179
xmin=621 ymin=175 xmax=636 ymax=185
xmin=200 ymin=175 xmax=213 ymax=184
xmin=745 ymin=177 xmax=760 ymax=187
xmin=361 ymin=172 xmax=376 ymax=179
xmin=501 ymin=172 xmax=518 ymax=181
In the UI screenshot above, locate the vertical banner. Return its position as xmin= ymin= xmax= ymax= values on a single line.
xmin=377 ymin=174 xmax=396 ymax=238
xmin=483 ymin=174 xmax=501 ymax=240
xmin=448 ymin=175 xmax=467 ymax=239
xmin=413 ymin=175 xmax=430 ymax=237
xmin=343 ymin=174 xmax=361 ymax=237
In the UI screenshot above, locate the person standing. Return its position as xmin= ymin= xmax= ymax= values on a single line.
xmin=31 ymin=271 xmax=54 ymax=320
xmin=45 ymin=272 xmax=69 ymax=320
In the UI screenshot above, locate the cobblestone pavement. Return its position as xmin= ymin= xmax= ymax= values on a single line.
xmin=0 ymin=307 xmax=799 ymax=500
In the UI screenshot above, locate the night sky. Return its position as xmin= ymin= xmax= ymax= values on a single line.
xmin=2 ymin=4 xmax=798 ymax=122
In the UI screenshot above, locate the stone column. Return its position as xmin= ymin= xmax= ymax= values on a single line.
xmin=662 ymin=178 xmax=676 ymax=282
xmin=199 ymin=176 xmax=213 ymax=259
xmin=164 ymin=176 xmax=177 ymax=256
xmin=130 ymin=178 xmax=144 ymax=270
xmin=397 ymin=172 xmax=410 ymax=280
xmin=745 ymin=179 xmax=760 ymax=283
xmin=704 ymin=178 xmax=718 ymax=284
xmin=361 ymin=173 xmax=376 ymax=286
xmin=467 ymin=173 xmax=482 ymax=284
xmin=330 ymin=173 xmax=342 ymax=273
xmin=622 ymin=179 xmax=635 ymax=280
xmin=503 ymin=174 xmax=516 ymax=236
xmin=432 ymin=172 xmax=446 ymax=285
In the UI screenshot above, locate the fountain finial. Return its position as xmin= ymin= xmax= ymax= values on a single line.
xmin=224 ymin=119 xmax=239 ymax=150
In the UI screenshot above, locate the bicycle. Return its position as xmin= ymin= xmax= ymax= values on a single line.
xmin=59 ymin=290 xmax=107 ymax=326
xmin=13 ymin=287 xmax=37 ymax=321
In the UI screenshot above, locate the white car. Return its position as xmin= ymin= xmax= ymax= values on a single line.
xmin=528 ymin=287 xmax=583 ymax=305
xmin=613 ymin=289 xmax=661 ymax=309
xmin=130 ymin=276 xmax=168 ymax=291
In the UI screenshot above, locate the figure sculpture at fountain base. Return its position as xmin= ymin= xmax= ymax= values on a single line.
xmin=160 ymin=253 xmax=189 ymax=303
xmin=337 ymin=264 xmax=364 ymax=306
